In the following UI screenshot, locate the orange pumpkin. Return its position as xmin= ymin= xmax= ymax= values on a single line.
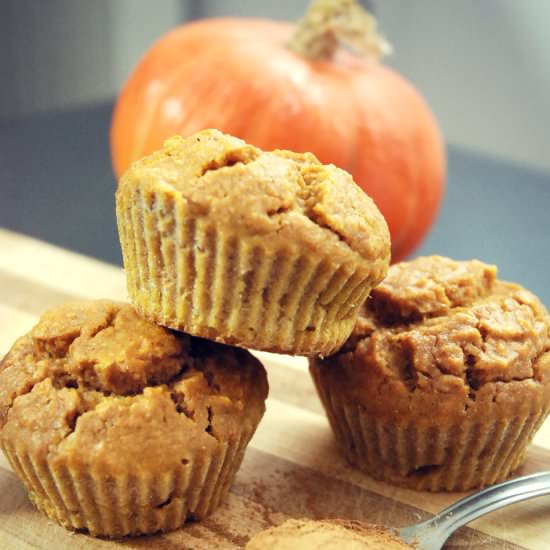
xmin=111 ymin=0 xmax=445 ymax=262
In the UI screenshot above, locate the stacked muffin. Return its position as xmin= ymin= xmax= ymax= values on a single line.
xmin=0 ymin=129 xmax=391 ymax=537
xmin=116 ymin=130 xmax=390 ymax=355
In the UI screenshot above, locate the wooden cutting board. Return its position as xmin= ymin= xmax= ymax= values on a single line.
xmin=0 ymin=228 xmax=549 ymax=549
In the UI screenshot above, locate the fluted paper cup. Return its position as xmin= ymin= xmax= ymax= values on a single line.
xmin=2 ymin=423 xmax=256 ymax=537
xmin=310 ymin=361 xmax=549 ymax=492
xmin=116 ymin=185 xmax=371 ymax=356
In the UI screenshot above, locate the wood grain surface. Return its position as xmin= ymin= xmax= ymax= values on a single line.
xmin=0 ymin=228 xmax=549 ymax=549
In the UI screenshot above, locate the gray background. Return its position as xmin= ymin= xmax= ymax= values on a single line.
xmin=2 ymin=0 xmax=550 ymax=174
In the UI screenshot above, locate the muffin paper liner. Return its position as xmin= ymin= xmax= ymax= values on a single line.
xmin=310 ymin=364 xmax=549 ymax=492
xmin=116 ymin=186 xmax=371 ymax=356
xmin=2 ymin=424 xmax=255 ymax=537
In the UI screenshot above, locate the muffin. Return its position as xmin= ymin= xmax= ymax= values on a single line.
xmin=310 ymin=256 xmax=550 ymax=491
xmin=116 ymin=129 xmax=390 ymax=356
xmin=246 ymin=518 xmax=412 ymax=549
xmin=0 ymin=300 xmax=268 ymax=537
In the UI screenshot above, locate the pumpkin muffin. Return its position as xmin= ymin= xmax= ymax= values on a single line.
xmin=0 ymin=300 xmax=268 ymax=537
xmin=310 ymin=256 xmax=550 ymax=491
xmin=246 ymin=518 xmax=412 ymax=549
xmin=116 ymin=129 xmax=390 ymax=356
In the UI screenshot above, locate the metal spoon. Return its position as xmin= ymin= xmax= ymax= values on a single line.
xmin=397 ymin=471 xmax=550 ymax=549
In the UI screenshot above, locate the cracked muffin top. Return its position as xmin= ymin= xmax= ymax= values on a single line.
xmin=320 ymin=256 xmax=550 ymax=417
xmin=117 ymin=129 xmax=390 ymax=282
xmin=246 ymin=518 xmax=413 ymax=549
xmin=0 ymin=300 xmax=268 ymax=472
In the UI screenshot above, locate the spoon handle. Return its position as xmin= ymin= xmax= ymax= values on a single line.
xmin=399 ymin=471 xmax=550 ymax=550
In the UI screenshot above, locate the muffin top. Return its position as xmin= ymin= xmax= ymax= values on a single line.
xmin=118 ymin=129 xmax=390 ymax=284
xmin=0 ymin=300 xmax=267 ymax=473
xmin=245 ymin=518 xmax=413 ymax=549
xmin=320 ymin=256 xmax=550 ymax=417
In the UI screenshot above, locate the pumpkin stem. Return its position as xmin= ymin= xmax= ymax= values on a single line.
xmin=288 ymin=0 xmax=391 ymax=61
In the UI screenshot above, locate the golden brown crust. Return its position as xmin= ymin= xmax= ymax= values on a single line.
xmin=329 ymin=256 xmax=550 ymax=418
xmin=0 ymin=300 xmax=267 ymax=469
xmin=369 ymin=256 xmax=497 ymax=322
xmin=310 ymin=256 xmax=550 ymax=490
xmin=119 ymin=129 xmax=390 ymax=276
xmin=0 ymin=301 xmax=268 ymax=535
xmin=245 ymin=518 xmax=413 ymax=549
